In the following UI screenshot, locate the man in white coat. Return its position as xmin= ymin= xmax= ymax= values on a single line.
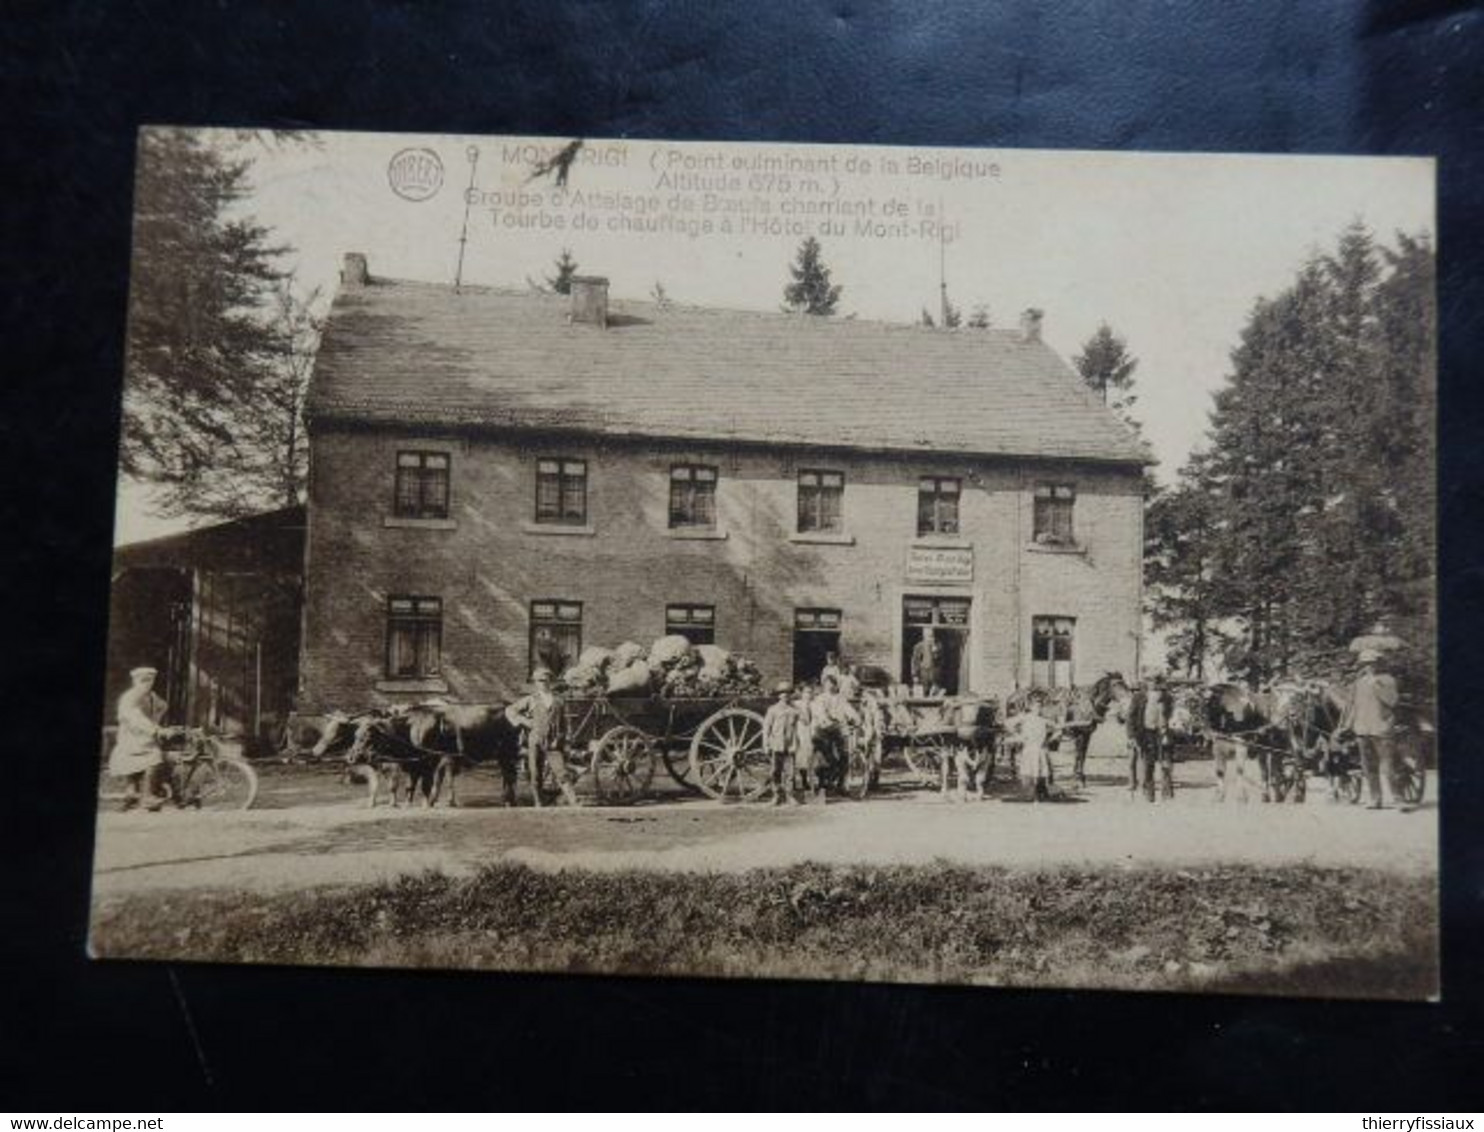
xmin=108 ymin=666 xmax=170 ymax=811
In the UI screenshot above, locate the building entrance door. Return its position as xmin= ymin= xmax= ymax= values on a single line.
xmin=901 ymin=595 xmax=971 ymax=695
xmin=793 ymin=608 xmax=842 ymax=685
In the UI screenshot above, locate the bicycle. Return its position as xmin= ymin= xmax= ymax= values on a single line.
xmin=100 ymin=726 xmax=259 ymax=812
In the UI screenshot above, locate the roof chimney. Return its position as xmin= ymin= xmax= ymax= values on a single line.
xmin=1019 ymin=307 xmax=1043 ymax=343
xmin=569 ymin=275 xmax=609 ymax=328
xmin=341 ymin=252 xmax=369 ymax=288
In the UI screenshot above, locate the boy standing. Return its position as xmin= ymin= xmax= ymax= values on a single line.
xmin=793 ymin=685 xmax=817 ymax=798
xmin=1015 ymin=688 xmax=1058 ymax=802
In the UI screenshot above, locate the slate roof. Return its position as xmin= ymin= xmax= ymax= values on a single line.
xmin=306 ymin=277 xmax=1151 ymax=466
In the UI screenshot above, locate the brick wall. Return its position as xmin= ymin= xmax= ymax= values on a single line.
xmin=298 ymin=424 xmax=1144 ymax=710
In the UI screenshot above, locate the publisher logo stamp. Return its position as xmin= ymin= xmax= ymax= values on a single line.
xmin=387 ymin=147 xmax=444 ymax=202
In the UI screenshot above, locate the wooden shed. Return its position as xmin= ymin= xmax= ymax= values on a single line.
xmin=107 ymin=506 xmax=304 ymax=751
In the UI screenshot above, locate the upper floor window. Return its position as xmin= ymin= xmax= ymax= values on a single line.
xmin=386 ymin=595 xmax=442 ymax=678
xmin=917 ymin=476 xmax=961 ymax=536
xmin=1034 ymin=483 xmax=1076 ymax=545
xmin=797 ymin=469 xmax=844 ymax=533
xmin=535 ymin=458 xmax=588 ymax=525
xmin=669 ymin=464 xmax=718 ymax=529
xmin=666 ymin=603 xmax=715 ymax=645
xmin=394 ymin=451 xmax=449 ymax=519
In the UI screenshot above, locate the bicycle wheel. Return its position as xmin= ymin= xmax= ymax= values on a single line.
xmin=180 ymin=756 xmax=259 ymax=811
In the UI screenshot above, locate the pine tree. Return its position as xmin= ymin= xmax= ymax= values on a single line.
xmin=783 ymin=237 xmax=842 ymax=316
xmin=174 ymin=280 xmax=322 ymax=517
xmin=1200 ymin=264 xmax=1334 ymax=681
xmin=122 ymin=127 xmax=293 ymax=518
xmin=1145 ymin=455 xmax=1228 ymax=679
xmin=547 ymin=248 xmax=579 ymax=295
xmin=1167 ymin=224 xmax=1436 ymax=686
xmin=1369 ymin=232 xmax=1437 ymax=697
xmin=1074 ymin=323 xmax=1140 ymax=429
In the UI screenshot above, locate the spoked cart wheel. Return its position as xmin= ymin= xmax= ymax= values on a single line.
xmin=1393 ymin=735 xmax=1426 ymax=805
xmin=660 ymin=746 xmax=703 ymax=794
xmin=689 ymin=707 xmax=770 ymax=801
xmin=844 ymin=741 xmax=878 ymax=800
xmin=904 ymin=730 xmax=955 ymax=788
xmin=178 ymin=750 xmax=259 ymax=811
xmin=592 ymin=725 xmax=657 ymax=804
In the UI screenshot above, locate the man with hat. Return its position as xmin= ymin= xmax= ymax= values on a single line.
xmin=1128 ymin=673 xmax=1175 ymax=802
xmin=762 ymin=679 xmax=800 ymax=806
xmin=1341 ymin=649 xmax=1400 ymax=809
xmin=911 ymin=630 xmax=943 ymax=697
xmin=810 ymin=674 xmax=861 ymax=800
xmin=505 ymin=667 xmax=576 ymax=807
xmin=108 ymin=666 xmax=171 ymax=811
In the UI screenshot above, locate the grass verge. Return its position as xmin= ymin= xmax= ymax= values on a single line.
xmin=90 ymin=861 xmax=1438 ymax=999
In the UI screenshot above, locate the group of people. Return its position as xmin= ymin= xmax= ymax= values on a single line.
xmin=110 ymin=638 xmax=1416 ymax=813
xmin=1105 ymin=647 xmax=1413 ymax=810
xmin=761 ymin=673 xmax=869 ymax=804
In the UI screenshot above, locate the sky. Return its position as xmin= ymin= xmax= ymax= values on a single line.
xmin=114 ymin=129 xmax=1434 ymax=544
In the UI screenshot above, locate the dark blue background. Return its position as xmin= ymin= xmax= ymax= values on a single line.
xmin=3 ymin=0 xmax=1481 ymax=1110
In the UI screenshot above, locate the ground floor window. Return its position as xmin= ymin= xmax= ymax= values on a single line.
xmin=530 ymin=600 xmax=583 ymax=676
xmin=793 ymin=608 xmax=842 ymax=685
xmin=1032 ymin=615 xmax=1075 ymax=688
xmin=666 ymin=604 xmax=715 ymax=645
xmin=386 ymin=596 xmax=442 ymax=678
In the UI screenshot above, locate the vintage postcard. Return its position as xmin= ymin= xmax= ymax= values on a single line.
xmin=91 ymin=128 xmax=1437 ymax=998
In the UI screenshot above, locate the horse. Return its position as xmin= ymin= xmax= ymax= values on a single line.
xmin=1089 ymin=672 xmax=1130 ymax=724
xmin=1053 ymin=685 xmax=1098 ymax=787
xmin=1084 ymin=671 xmax=1133 ymax=761
xmin=937 ymin=696 xmax=1000 ymax=800
xmin=1203 ymin=683 xmax=1294 ymax=802
xmin=405 ymin=701 xmax=524 ymax=808
xmin=1273 ymin=681 xmax=1352 ymax=801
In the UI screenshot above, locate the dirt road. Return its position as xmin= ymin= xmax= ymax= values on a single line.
xmin=90 ymin=755 xmax=1438 ymax=898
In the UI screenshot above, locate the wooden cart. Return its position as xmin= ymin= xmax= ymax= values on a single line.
xmin=562 ymin=692 xmax=775 ymax=804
